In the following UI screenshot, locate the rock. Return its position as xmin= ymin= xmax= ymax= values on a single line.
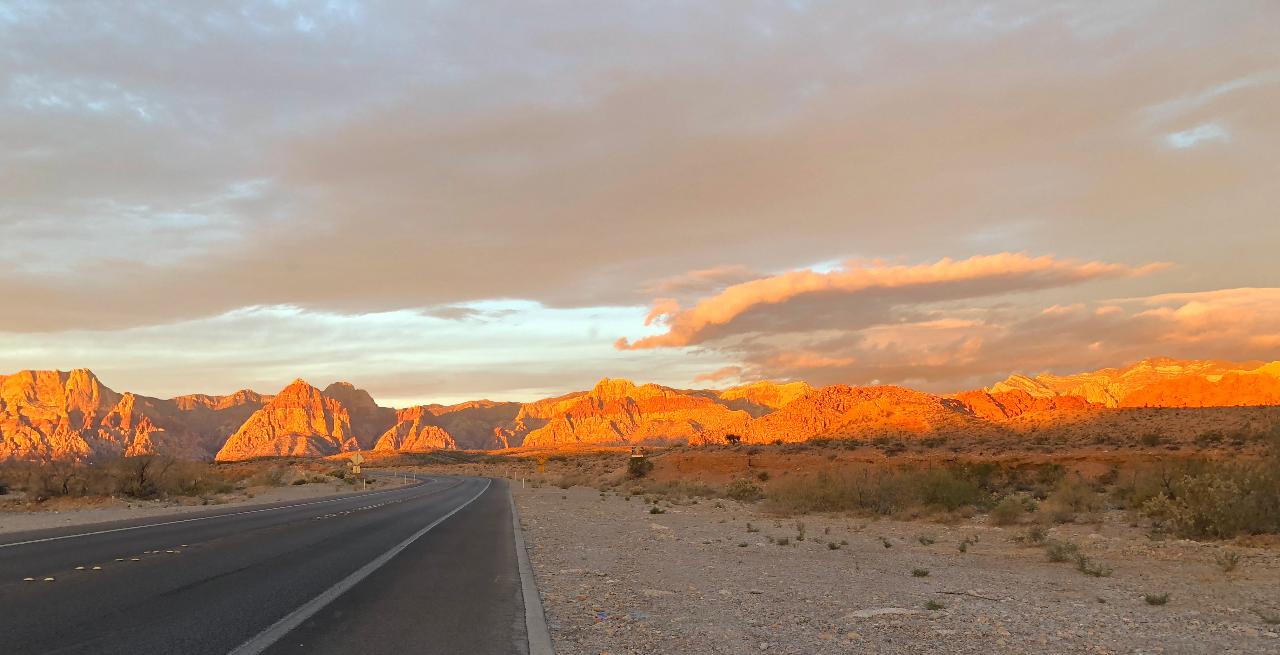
xmin=215 ymin=379 xmax=356 ymax=460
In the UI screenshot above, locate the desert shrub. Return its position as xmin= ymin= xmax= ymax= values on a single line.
xmin=1140 ymin=446 xmax=1280 ymax=539
xmin=247 ymin=465 xmax=287 ymax=488
xmin=1144 ymin=593 xmax=1170 ymax=606
xmin=1039 ymin=476 xmax=1105 ymax=523
xmin=911 ymin=568 xmax=930 ymax=577
xmin=924 ymin=600 xmax=945 ymax=611
xmin=1215 ymin=550 xmax=1241 ymax=573
xmin=626 ymin=455 xmax=654 ymax=479
xmin=990 ymin=496 xmax=1027 ymax=525
xmin=765 ymin=465 xmax=989 ymax=516
xmin=725 ymin=478 xmax=764 ymax=502
xmin=1074 ymin=554 xmax=1113 ymax=577
xmin=1045 ymin=540 xmax=1080 ymax=563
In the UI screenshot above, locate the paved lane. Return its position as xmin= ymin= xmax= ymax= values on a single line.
xmin=0 ymin=475 xmax=531 ymax=655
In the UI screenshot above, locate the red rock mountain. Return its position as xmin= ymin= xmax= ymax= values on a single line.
xmin=953 ymin=389 xmax=1096 ymax=421
xmin=986 ymin=357 xmax=1264 ymax=407
xmin=518 ymin=379 xmax=751 ymax=448
xmin=0 ymin=369 xmax=266 ymax=461
xmin=748 ymin=385 xmax=999 ymax=442
xmin=322 ymin=382 xmax=396 ymax=449
xmin=6 ymin=357 xmax=1280 ymax=461
xmin=373 ymin=406 xmax=459 ymax=452
xmin=215 ymin=379 xmax=356 ymax=460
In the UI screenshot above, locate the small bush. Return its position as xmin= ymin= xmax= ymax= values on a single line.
xmin=626 ymin=456 xmax=654 ymax=479
xmin=924 ymin=600 xmax=945 ymax=611
xmin=746 ymin=522 xmax=759 ymax=533
xmin=649 ymin=506 xmax=665 ymax=514
xmin=880 ymin=537 xmax=893 ymax=549
xmin=917 ymin=535 xmax=935 ymax=546
xmin=776 ymin=537 xmax=790 ymax=546
xmin=1046 ymin=540 xmax=1080 ymax=563
xmin=725 ymin=478 xmax=764 ymax=502
xmin=912 ymin=568 xmax=930 ymax=577
xmin=827 ymin=542 xmax=841 ymax=550
xmin=1215 ymin=550 xmax=1241 ymax=573
xmin=1253 ymin=608 xmax=1280 ymax=625
xmin=1025 ymin=525 xmax=1048 ymax=545
xmin=990 ymin=496 xmax=1027 ymax=525
xmin=1144 ymin=593 xmax=1169 ymax=606
xmin=1075 ymin=554 xmax=1113 ymax=577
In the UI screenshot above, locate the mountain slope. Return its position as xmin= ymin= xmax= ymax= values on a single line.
xmin=215 ymin=379 xmax=355 ymax=461
xmin=0 ymin=369 xmax=265 ymax=461
xmin=518 ymin=379 xmax=751 ymax=447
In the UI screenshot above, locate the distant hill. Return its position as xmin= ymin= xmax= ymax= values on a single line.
xmin=4 ymin=356 xmax=1279 ymax=461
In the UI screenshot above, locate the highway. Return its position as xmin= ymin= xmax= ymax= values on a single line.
xmin=0 ymin=475 xmax=542 ymax=655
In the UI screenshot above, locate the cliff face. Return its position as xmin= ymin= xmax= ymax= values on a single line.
xmin=322 ymin=382 xmax=396 ymax=449
xmin=0 ymin=369 xmax=265 ymax=461
xmin=690 ymin=381 xmax=813 ymax=417
xmin=747 ymin=385 xmax=1000 ymax=443
xmin=1120 ymin=368 xmax=1280 ymax=407
xmin=214 ymin=380 xmax=355 ymax=461
xmin=518 ymin=379 xmax=751 ymax=448
xmin=373 ymin=406 xmax=459 ymax=452
xmin=953 ymin=389 xmax=1096 ymax=421
xmin=987 ymin=358 xmax=1258 ymax=407
xmin=6 ymin=357 xmax=1280 ymax=462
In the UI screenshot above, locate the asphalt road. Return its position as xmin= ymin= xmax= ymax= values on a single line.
xmin=0 ymin=475 xmax=531 ymax=655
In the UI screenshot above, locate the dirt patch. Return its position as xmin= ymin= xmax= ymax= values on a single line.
xmin=515 ymin=484 xmax=1280 ymax=655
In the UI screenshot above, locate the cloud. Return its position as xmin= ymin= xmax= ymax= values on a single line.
xmin=617 ymin=253 xmax=1164 ymax=349
xmin=713 ymin=287 xmax=1280 ymax=391
xmin=642 ymin=265 xmax=760 ymax=296
xmin=1 ymin=2 xmax=1277 ymax=335
xmin=1165 ymin=122 xmax=1230 ymax=149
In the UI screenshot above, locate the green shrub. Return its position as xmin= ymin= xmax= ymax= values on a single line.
xmin=725 ymin=478 xmax=764 ymax=502
xmin=1144 ymin=593 xmax=1169 ymax=606
xmin=1045 ymin=540 xmax=1080 ymax=563
xmin=990 ymin=496 xmax=1026 ymax=525
xmin=626 ymin=456 xmax=654 ymax=479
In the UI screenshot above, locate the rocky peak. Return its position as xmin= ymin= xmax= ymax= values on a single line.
xmin=322 ymin=381 xmax=379 ymax=410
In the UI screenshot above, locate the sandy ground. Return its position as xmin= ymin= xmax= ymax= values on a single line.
xmin=0 ymin=478 xmax=403 ymax=536
xmin=514 ymin=484 xmax=1280 ymax=655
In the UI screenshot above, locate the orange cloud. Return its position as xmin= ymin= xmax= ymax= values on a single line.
xmin=618 ymin=253 xmax=1164 ymax=350
xmin=717 ymin=287 xmax=1280 ymax=391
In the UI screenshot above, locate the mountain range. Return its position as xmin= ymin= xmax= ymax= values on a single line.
xmin=2 ymin=357 xmax=1278 ymax=462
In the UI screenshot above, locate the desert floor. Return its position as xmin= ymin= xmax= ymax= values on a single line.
xmin=514 ymin=484 xmax=1280 ymax=655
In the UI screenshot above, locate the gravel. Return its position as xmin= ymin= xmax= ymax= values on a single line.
xmin=515 ymin=485 xmax=1280 ymax=655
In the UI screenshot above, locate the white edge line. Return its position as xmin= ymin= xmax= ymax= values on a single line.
xmin=510 ymin=486 xmax=555 ymax=655
xmin=227 ymin=477 xmax=492 ymax=655
xmin=0 ymin=475 xmax=430 ymax=549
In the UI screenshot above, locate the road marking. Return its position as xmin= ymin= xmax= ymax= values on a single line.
xmin=0 ymin=475 xmax=432 ymax=550
xmin=227 ymin=478 xmax=492 ymax=655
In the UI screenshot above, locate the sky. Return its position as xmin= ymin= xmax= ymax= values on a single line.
xmin=1 ymin=1 xmax=1278 ymax=406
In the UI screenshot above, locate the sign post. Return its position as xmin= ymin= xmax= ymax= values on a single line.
xmin=349 ymin=453 xmax=365 ymax=489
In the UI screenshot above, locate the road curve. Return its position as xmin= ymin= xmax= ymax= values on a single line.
xmin=0 ymin=475 xmax=532 ymax=655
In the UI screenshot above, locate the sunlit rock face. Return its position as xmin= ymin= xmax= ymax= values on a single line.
xmin=215 ymin=379 xmax=356 ymax=461
xmin=322 ymin=382 xmax=397 ymax=449
xmin=0 ymin=369 xmax=266 ymax=461
xmin=373 ymin=406 xmax=458 ymax=452
xmin=746 ymin=384 xmax=1003 ymax=443
xmin=986 ymin=358 xmax=1280 ymax=408
xmin=517 ymin=378 xmax=752 ymax=448
xmin=5 ymin=357 xmax=1280 ymax=461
